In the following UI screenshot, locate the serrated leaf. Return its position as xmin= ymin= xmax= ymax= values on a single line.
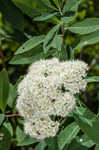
xmin=68 ymin=18 xmax=99 ymax=35
xmin=15 ymin=35 xmax=45 ymax=55
xmin=85 ymin=76 xmax=99 ymax=83
xmin=34 ymin=12 xmax=58 ymax=21
xmin=43 ymin=24 xmax=60 ymax=53
xmin=0 ymin=0 xmax=24 ymax=30
xmin=16 ymin=126 xmax=38 ymax=146
xmin=0 ymin=69 xmax=9 ymax=112
xmin=74 ymin=31 xmax=99 ymax=50
xmin=57 ymin=122 xmax=80 ymax=150
xmin=0 ymin=114 xmax=4 ymax=126
xmin=35 ymin=141 xmax=47 ymax=150
xmin=73 ymin=107 xmax=99 ymax=144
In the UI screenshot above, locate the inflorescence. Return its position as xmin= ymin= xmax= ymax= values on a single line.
xmin=16 ymin=58 xmax=88 ymax=140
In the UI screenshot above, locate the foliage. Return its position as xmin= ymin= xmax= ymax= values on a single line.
xmin=0 ymin=0 xmax=99 ymax=150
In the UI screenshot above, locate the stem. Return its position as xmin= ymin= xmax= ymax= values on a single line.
xmin=80 ymin=47 xmax=84 ymax=59
xmin=61 ymin=24 xmax=65 ymax=44
xmin=58 ymin=7 xmax=63 ymax=16
xmin=5 ymin=114 xmax=21 ymax=118
xmin=0 ymin=44 xmax=6 ymax=68
xmin=90 ymin=54 xmax=99 ymax=69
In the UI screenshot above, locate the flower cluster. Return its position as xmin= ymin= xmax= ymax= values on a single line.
xmin=24 ymin=116 xmax=59 ymax=140
xmin=16 ymin=58 xmax=88 ymax=140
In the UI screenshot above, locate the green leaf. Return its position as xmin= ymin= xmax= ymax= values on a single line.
xmin=61 ymin=16 xmax=75 ymax=24
xmin=16 ymin=126 xmax=38 ymax=146
xmin=34 ymin=12 xmax=58 ymax=21
xmin=51 ymin=35 xmax=62 ymax=51
xmin=13 ymin=0 xmax=51 ymax=17
xmin=68 ymin=18 xmax=99 ymax=35
xmin=0 ymin=0 xmax=24 ymax=30
xmin=12 ymin=0 xmax=38 ymax=17
xmin=0 ymin=125 xmax=12 ymax=150
xmin=73 ymin=107 xmax=99 ymax=144
xmin=58 ymin=44 xmax=68 ymax=61
xmin=57 ymin=122 xmax=80 ymax=150
xmin=63 ymin=0 xmax=81 ymax=13
xmin=46 ymin=137 xmax=58 ymax=150
xmin=43 ymin=24 xmax=60 ymax=53
xmin=67 ymin=140 xmax=91 ymax=150
xmin=10 ymin=30 xmax=28 ymax=43
xmin=0 ymin=69 xmax=9 ymax=112
xmin=8 ymin=84 xmax=17 ymax=108
xmin=76 ymin=134 xmax=95 ymax=148
xmin=70 ymin=46 xmax=74 ymax=60
xmin=10 ymin=50 xmax=55 ymax=65
xmin=3 ymin=121 xmax=13 ymax=137
xmin=9 ymin=55 xmax=35 ymax=64
xmin=35 ymin=141 xmax=47 ymax=150
xmin=74 ymin=31 xmax=99 ymax=50
xmin=15 ymin=35 xmax=45 ymax=55
xmin=85 ymin=76 xmax=99 ymax=83
xmin=0 ymin=114 xmax=4 ymax=126
xmin=52 ymin=0 xmax=60 ymax=8
xmin=41 ymin=0 xmax=57 ymax=10
xmin=95 ymin=144 xmax=99 ymax=150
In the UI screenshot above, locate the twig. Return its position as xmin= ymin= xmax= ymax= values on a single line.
xmin=90 ymin=54 xmax=99 ymax=69
xmin=80 ymin=47 xmax=85 ymax=59
xmin=5 ymin=114 xmax=21 ymax=118
xmin=0 ymin=44 xmax=6 ymax=68
xmin=61 ymin=24 xmax=65 ymax=44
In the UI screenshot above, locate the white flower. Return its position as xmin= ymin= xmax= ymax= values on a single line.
xmin=17 ymin=88 xmax=76 ymax=118
xmin=24 ymin=116 xmax=59 ymax=140
xmin=16 ymin=58 xmax=88 ymax=139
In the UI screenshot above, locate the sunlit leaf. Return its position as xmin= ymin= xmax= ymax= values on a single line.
xmin=34 ymin=12 xmax=58 ymax=21
xmin=74 ymin=31 xmax=99 ymax=50
xmin=15 ymin=35 xmax=45 ymax=55
xmin=43 ymin=24 xmax=60 ymax=53
xmin=68 ymin=18 xmax=99 ymax=35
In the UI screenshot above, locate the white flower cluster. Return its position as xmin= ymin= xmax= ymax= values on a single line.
xmin=16 ymin=58 xmax=88 ymax=140
xmin=24 ymin=116 xmax=59 ymax=140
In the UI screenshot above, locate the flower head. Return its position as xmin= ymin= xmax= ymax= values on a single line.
xmin=24 ymin=116 xmax=59 ymax=140
xmin=16 ymin=58 xmax=88 ymax=139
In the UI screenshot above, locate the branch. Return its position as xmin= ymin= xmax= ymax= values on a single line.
xmin=5 ymin=114 xmax=21 ymax=118
xmin=0 ymin=44 xmax=6 ymax=68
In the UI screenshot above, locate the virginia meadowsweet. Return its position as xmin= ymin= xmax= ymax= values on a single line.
xmin=16 ymin=58 xmax=88 ymax=139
